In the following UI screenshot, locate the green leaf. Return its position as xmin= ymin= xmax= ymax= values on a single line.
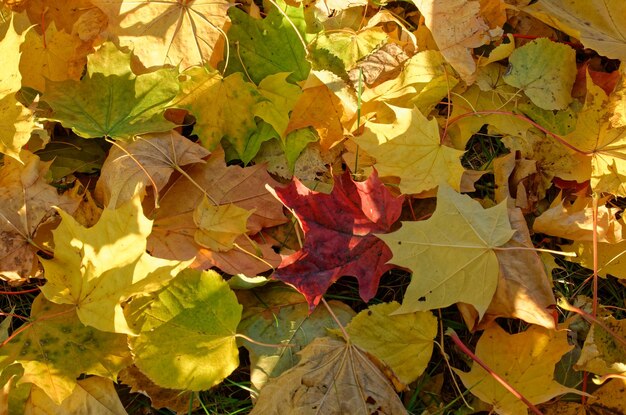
xmin=43 ymin=42 xmax=178 ymax=140
xmin=0 ymin=295 xmax=131 ymax=404
xmin=174 ymin=67 xmax=264 ymax=154
xmin=309 ymin=28 xmax=388 ymax=73
xmin=254 ymin=72 xmax=302 ymax=138
xmin=126 ymin=269 xmax=242 ymax=390
xmin=237 ymin=285 xmax=355 ymax=393
xmin=226 ymin=2 xmax=310 ymax=84
xmin=35 ymin=135 xmax=108 ymax=180
xmin=503 ymin=38 xmax=576 ymax=110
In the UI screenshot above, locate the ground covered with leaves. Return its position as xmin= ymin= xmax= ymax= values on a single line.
xmin=0 ymin=0 xmax=625 ymax=414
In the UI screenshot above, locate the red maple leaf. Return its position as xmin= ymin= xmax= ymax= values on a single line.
xmin=271 ymin=170 xmax=404 ymax=309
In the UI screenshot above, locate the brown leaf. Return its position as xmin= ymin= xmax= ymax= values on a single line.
xmin=348 ymin=43 xmax=411 ymax=87
xmin=147 ymin=148 xmax=287 ymax=276
xmin=95 ymin=131 xmax=210 ymax=208
xmin=250 ymin=337 xmax=407 ymax=415
xmin=459 ymin=208 xmax=556 ymax=330
xmin=119 ymin=365 xmax=198 ymax=414
xmin=0 ymin=152 xmax=79 ymax=283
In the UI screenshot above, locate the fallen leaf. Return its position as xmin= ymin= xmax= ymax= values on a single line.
xmin=0 ymin=16 xmax=33 ymax=160
xmin=19 ymin=22 xmax=85 ymax=92
xmin=525 ymin=0 xmax=626 ymax=61
xmin=357 ymin=106 xmax=465 ymax=194
xmin=193 ymin=197 xmax=252 ymax=252
xmin=40 ymin=195 xmax=190 ymax=334
xmin=458 ymin=208 xmax=556 ymax=330
xmin=0 ymin=295 xmax=131 ymax=404
xmin=575 ymin=316 xmax=626 ymax=376
xmin=534 ymin=194 xmax=623 ymax=243
xmin=226 ymin=1 xmax=310 ymax=84
xmin=237 ymin=285 xmax=355 ymax=394
xmin=285 ymin=71 xmax=356 ymax=150
xmin=23 ymin=0 xmax=99 ymax=34
xmin=172 ymin=67 xmax=263 ymax=153
xmin=250 ymin=337 xmax=408 ymax=415
xmin=379 ymin=184 xmax=515 ymax=318
xmin=118 ymin=366 xmax=198 ymax=414
xmin=348 ymin=42 xmax=411 ymax=87
xmin=455 ymin=324 xmax=578 ymax=415
xmin=563 ymin=74 xmax=626 ymax=196
xmin=563 ymin=239 xmax=626 ymax=280
xmin=271 ymin=170 xmax=404 ymax=309
xmin=587 ymin=378 xmax=626 ymax=414
xmin=253 ymin=73 xmax=302 ymax=140
xmin=346 ymin=301 xmax=437 ymax=388
xmin=91 ymin=0 xmax=230 ymax=69
xmin=24 ymin=377 xmax=128 ymax=415
xmin=503 ymin=38 xmax=576 ymax=110
xmin=95 ymin=130 xmax=210 ymax=207
xmin=0 ymin=152 xmax=79 ymax=283
xmin=147 ymin=148 xmax=287 ymax=276
xmin=125 ymin=269 xmax=242 ymax=390
xmin=35 ymin=135 xmax=107 ymax=180
xmin=44 ymin=42 xmax=178 ymax=140
xmin=411 ymin=0 xmax=502 ymax=83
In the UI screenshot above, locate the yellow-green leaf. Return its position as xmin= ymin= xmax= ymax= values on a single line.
xmin=193 ymin=197 xmax=252 ymax=252
xmin=40 ymin=196 xmax=190 ymax=334
xmin=346 ymin=301 xmax=437 ymax=387
xmin=379 ymin=184 xmax=515 ymax=317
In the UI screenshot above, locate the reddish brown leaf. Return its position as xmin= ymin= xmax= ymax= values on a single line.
xmin=271 ymin=170 xmax=404 ymax=309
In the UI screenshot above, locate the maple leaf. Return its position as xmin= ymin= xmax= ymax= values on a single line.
xmin=193 ymin=196 xmax=252 ymax=252
xmin=19 ymin=22 xmax=85 ymax=92
xmin=455 ymin=324 xmax=578 ymax=415
xmin=253 ymin=73 xmax=302 ymax=140
xmin=0 ymin=152 xmax=79 ymax=283
xmin=237 ymin=285 xmax=355 ymax=393
xmin=346 ymin=301 xmax=437 ymax=388
xmin=95 ymin=130 xmax=210 ymax=207
xmin=0 ymin=16 xmax=34 ymax=160
xmin=285 ymin=70 xmax=357 ymax=151
xmin=147 ymin=148 xmax=287 ymax=276
xmin=172 ymin=67 xmax=264 ymax=153
xmin=125 ymin=269 xmax=242 ymax=391
xmin=226 ymin=0 xmax=310 ymax=84
xmin=575 ymin=316 xmax=626 ymax=376
xmin=410 ymin=0 xmax=503 ymax=83
xmin=23 ymin=377 xmax=127 ymax=415
xmin=250 ymin=337 xmax=408 ymax=415
xmin=458 ymin=209 xmax=556 ymax=330
xmin=563 ymin=75 xmax=626 ymax=196
xmin=525 ymin=0 xmax=626 ymax=61
xmin=119 ymin=366 xmax=198 ymax=413
xmin=40 ymin=196 xmax=190 ymax=334
xmin=0 ymin=295 xmax=131 ymax=404
xmin=44 ymin=42 xmax=179 ymax=140
xmin=357 ymin=106 xmax=465 ymax=195
xmin=503 ymin=38 xmax=576 ymax=110
xmin=271 ymin=170 xmax=404 ymax=309
xmin=379 ymin=184 xmax=515 ymax=318
xmin=534 ymin=194 xmax=623 ymax=243
xmin=91 ymin=0 xmax=231 ymax=69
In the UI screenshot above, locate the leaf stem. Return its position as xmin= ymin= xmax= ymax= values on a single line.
xmin=235 ymin=333 xmax=295 ymax=348
xmin=446 ymin=328 xmax=544 ymax=415
xmin=321 ymin=297 xmax=350 ymax=342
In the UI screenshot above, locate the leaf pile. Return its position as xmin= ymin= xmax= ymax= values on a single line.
xmin=1 ymin=0 xmax=626 ymax=413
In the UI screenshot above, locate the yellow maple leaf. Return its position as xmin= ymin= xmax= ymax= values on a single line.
xmin=92 ymin=0 xmax=231 ymax=69
xmin=193 ymin=196 xmax=253 ymax=252
xmin=411 ymin=0 xmax=503 ymax=83
xmin=455 ymin=324 xmax=578 ymax=415
xmin=40 ymin=196 xmax=191 ymax=334
xmin=526 ymin=0 xmax=626 ymax=61
xmin=379 ymin=184 xmax=515 ymax=318
xmin=564 ymin=75 xmax=626 ymax=196
xmin=357 ymin=106 xmax=465 ymax=194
